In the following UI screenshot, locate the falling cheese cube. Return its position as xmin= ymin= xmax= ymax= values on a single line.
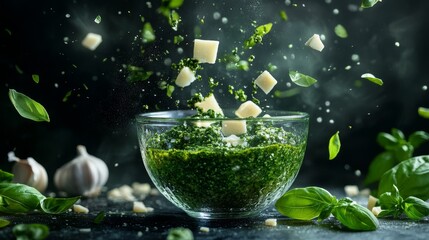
xmin=82 ymin=33 xmax=103 ymax=51
xmin=255 ymin=71 xmax=278 ymax=94
xmin=367 ymin=195 xmax=378 ymax=211
xmin=175 ymin=67 xmax=196 ymax=87
xmin=235 ymin=101 xmax=262 ymax=118
xmin=222 ymin=121 xmax=247 ymax=136
xmin=305 ymin=34 xmax=324 ymax=52
xmin=194 ymin=94 xmax=224 ymax=115
xmin=344 ymin=185 xmax=359 ymax=197
xmin=193 ymin=39 xmax=219 ymax=64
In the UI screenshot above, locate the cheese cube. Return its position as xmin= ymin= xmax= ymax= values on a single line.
xmin=175 ymin=67 xmax=196 ymax=87
xmin=195 ymin=94 xmax=224 ymax=115
xmin=235 ymin=101 xmax=262 ymax=118
xmin=73 ymin=204 xmax=89 ymax=214
xmin=371 ymin=206 xmax=382 ymax=217
xmin=222 ymin=121 xmax=247 ymax=136
xmin=305 ymin=34 xmax=324 ymax=52
xmin=193 ymin=39 xmax=219 ymax=64
xmin=367 ymin=195 xmax=378 ymax=210
xmin=133 ymin=201 xmax=147 ymax=213
xmin=82 ymin=33 xmax=103 ymax=51
xmin=199 ymin=227 xmax=210 ymax=233
xmin=344 ymin=185 xmax=359 ymax=197
xmin=264 ymin=218 xmax=277 ymax=227
xmin=255 ymin=71 xmax=278 ymax=94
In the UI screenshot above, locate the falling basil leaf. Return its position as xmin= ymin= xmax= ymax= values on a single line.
xmin=334 ymin=24 xmax=348 ymax=38
xmin=62 ymin=90 xmax=72 ymax=102
xmin=361 ymin=73 xmax=383 ymax=86
xmin=40 ymin=196 xmax=80 ymax=214
xmin=329 ymin=131 xmax=341 ymax=160
xmin=169 ymin=10 xmax=181 ymax=31
xmin=5 ymin=28 xmax=12 ymax=36
xmin=0 ymin=218 xmax=10 ymax=228
xmin=9 ymin=89 xmax=50 ymax=122
xmin=13 ymin=224 xmax=49 ymax=240
xmin=418 ymin=107 xmax=429 ymax=119
xmin=166 ymin=85 xmax=175 ymax=98
xmin=126 ymin=65 xmax=153 ymax=82
xmin=361 ymin=0 xmax=380 ymax=8
xmin=15 ymin=65 xmax=24 ymax=74
xmin=244 ymin=23 xmax=272 ymax=49
xmin=289 ymin=71 xmax=318 ymax=87
xmin=94 ymin=15 xmax=102 ymax=24
xmin=0 ymin=183 xmax=45 ymax=214
xmin=274 ymin=88 xmax=301 ymax=98
xmin=280 ymin=10 xmax=288 ymax=21
xmin=94 ymin=211 xmax=106 ymax=224
xmin=167 ymin=0 xmax=184 ymax=9
xmin=32 ymin=74 xmax=40 ymax=84
xmin=174 ymin=35 xmax=184 ymax=45
xmin=142 ymin=22 xmax=155 ymax=43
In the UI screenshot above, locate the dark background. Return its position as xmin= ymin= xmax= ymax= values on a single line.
xmin=0 ymin=0 xmax=428 ymax=189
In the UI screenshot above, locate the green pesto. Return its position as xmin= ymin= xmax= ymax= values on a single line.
xmin=144 ymin=122 xmax=306 ymax=211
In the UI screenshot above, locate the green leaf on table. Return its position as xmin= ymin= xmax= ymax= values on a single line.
xmin=142 ymin=22 xmax=155 ymax=43
xmin=334 ymin=24 xmax=348 ymax=38
xmin=244 ymin=23 xmax=272 ymax=49
xmin=331 ymin=198 xmax=379 ymax=231
xmin=0 ymin=183 xmax=45 ymax=214
xmin=9 ymin=89 xmax=50 ymax=122
xmin=280 ymin=10 xmax=288 ymax=21
xmin=418 ymin=107 xmax=429 ymax=119
xmin=328 ymin=131 xmax=341 ymax=160
xmin=94 ymin=211 xmax=106 ymax=224
xmin=40 ymin=196 xmax=80 ymax=214
xmin=0 ymin=218 xmax=10 ymax=228
xmin=364 ymin=152 xmax=396 ymax=185
xmin=361 ymin=0 xmax=380 ymax=8
xmin=361 ymin=73 xmax=383 ymax=86
xmin=403 ymin=196 xmax=429 ymax=220
xmin=167 ymin=227 xmax=194 ymax=240
xmin=408 ymin=131 xmax=429 ymax=148
xmin=0 ymin=169 xmax=14 ymax=183
xmin=13 ymin=224 xmax=49 ymax=240
xmin=289 ymin=71 xmax=318 ymax=87
xmin=275 ymin=187 xmax=337 ymax=220
xmin=378 ymin=155 xmax=429 ymax=200
xmin=32 ymin=74 xmax=40 ymax=83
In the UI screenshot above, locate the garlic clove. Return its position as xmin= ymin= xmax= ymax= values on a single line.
xmin=9 ymin=152 xmax=48 ymax=192
xmin=54 ymin=145 xmax=109 ymax=197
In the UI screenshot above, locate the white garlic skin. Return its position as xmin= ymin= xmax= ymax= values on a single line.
xmin=54 ymin=145 xmax=109 ymax=197
xmin=10 ymin=156 xmax=48 ymax=192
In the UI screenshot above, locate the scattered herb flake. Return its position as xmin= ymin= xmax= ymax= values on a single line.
xmin=194 ymin=26 xmax=202 ymax=38
xmin=167 ymin=85 xmax=175 ymax=98
xmin=83 ymin=83 xmax=89 ymax=90
xmin=361 ymin=73 xmax=383 ymax=86
xmin=9 ymin=89 xmax=50 ymax=122
xmin=32 ymin=74 xmax=40 ymax=84
xmin=94 ymin=15 xmax=101 ymax=24
xmin=289 ymin=71 xmax=318 ymax=87
xmin=171 ymin=58 xmax=202 ymax=72
xmin=169 ymin=10 xmax=181 ymax=31
xmin=63 ymin=90 xmax=72 ymax=102
xmin=15 ymin=65 xmax=24 ymax=74
xmin=334 ymin=24 xmax=348 ymax=38
xmin=5 ymin=28 xmax=12 ymax=35
xmin=274 ymin=88 xmax=301 ymax=98
xmin=268 ymin=63 xmax=278 ymax=72
xmin=174 ymin=35 xmax=184 ymax=45
xmin=94 ymin=211 xmax=106 ymax=224
xmin=244 ymin=23 xmax=273 ymax=49
xmin=72 ymin=64 xmax=78 ymax=68
xmin=280 ymin=10 xmax=288 ymax=21
xmin=126 ymin=65 xmax=153 ymax=82
xmin=167 ymin=227 xmax=194 ymax=240
xmin=361 ymin=0 xmax=380 ymax=8
xmin=167 ymin=0 xmax=184 ymax=9
xmin=13 ymin=224 xmax=49 ymax=240
xmin=142 ymin=22 xmax=156 ymax=43
xmin=329 ymin=131 xmax=341 ymax=160
xmin=418 ymin=107 xmax=429 ymax=119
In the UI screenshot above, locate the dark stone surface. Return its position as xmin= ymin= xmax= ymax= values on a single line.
xmin=1 ymin=188 xmax=428 ymax=240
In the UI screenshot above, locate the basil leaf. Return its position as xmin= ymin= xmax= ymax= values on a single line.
xmin=361 ymin=73 xmax=383 ymax=86
xmin=94 ymin=211 xmax=106 ymax=224
xmin=32 ymin=74 xmax=40 ymax=84
xmin=392 ymin=143 xmax=413 ymax=162
xmin=174 ymin=35 xmax=184 ymax=45
xmin=126 ymin=65 xmax=153 ymax=82
xmin=13 ymin=223 xmax=49 ymax=240
xmin=0 ymin=170 xmax=14 ymax=183
xmin=377 ymin=132 xmax=398 ymax=149
xmin=167 ymin=0 xmax=184 ymax=9
xmin=331 ymin=198 xmax=379 ymax=231
xmin=408 ymin=131 xmax=429 ymax=149
xmin=0 ymin=183 xmax=45 ymax=214
xmin=378 ymin=155 xmax=429 ymax=200
xmin=328 ymin=131 xmax=341 ymax=160
xmin=142 ymin=22 xmax=155 ymax=43
xmin=0 ymin=218 xmax=10 ymax=228
xmin=334 ymin=24 xmax=348 ymax=38
xmin=280 ymin=10 xmax=288 ymax=21
xmin=364 ymin=151 xmax=396 ymax=185
xmin=361 ymin=0 xmax=380 ymax=8
xmin=167 ymin=227 xmax=194 ymax=240
xmin=243 ymin=23 xmax=272 ymax=49
xmin=403 ymin=196 xmax=429 ymax=220
xmin=418 ymin=107 xmax=429 ymax=119
xmin=275 ymin=187 xmax=337 ymax=220
xmin=391 ymin=128 xmax=405 ymax=141
xmin=9 ymin=89 xmax=50 ymax=122
xmin=289 ymin=71 xmax=317 ymax=87
xmin=168 ymin=10 xmax=181 ymax=31
xmin=40 ymin=196 xmax=80 ymax=214
xmin=378 ymin=185 xmax=403 ymax=216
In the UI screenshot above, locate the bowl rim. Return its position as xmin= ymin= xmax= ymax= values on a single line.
xmin=136 ymin=110 xmax=309 ymax=122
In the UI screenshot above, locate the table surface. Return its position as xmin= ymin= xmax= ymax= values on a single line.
xmin=1 ymin=187 xmax=428 ymax=240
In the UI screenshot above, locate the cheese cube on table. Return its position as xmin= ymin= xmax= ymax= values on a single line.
xmin=235 ymin=101 xmax=262 ymax=118
xmin=175 ymin=67 xmax=196 ymax=87
xmin=194 ymin=94 xmax=223 ymax=115
xmin=193 ymin=39 xmax=219 ymax=64
xmin=305 ymin=34 xmax=324 ymax=52
xmin=344 ymin=185 xmax=359 ymax=197
xmin=371 ymin=206 xmax=382 ymax=217
xmin=265 ymin=218 xmax=277 ymax=227
xmin=73 ymin=204 xmax=89 ymax=214
xmin=222 ymin=120 xmax=247 ymax=136
xmin=82 ymin=33 xmax=103 ymax=51
xmin=367 ymin=195 xmax=378 ymax=210
xmin=255 ymin=71 xmax=278 ymax=94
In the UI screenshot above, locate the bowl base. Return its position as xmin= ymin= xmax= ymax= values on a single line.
xmin=184 ymin=209 xmax=262 ymax=219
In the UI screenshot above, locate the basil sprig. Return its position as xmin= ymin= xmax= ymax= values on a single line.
xmin=377 ymin=185 xmax=429 ymax=220
xmin=0 ymin=170 xmax=80 ymax=214
xmin=13 ymin=223 xmax=49 ymax=240
xmin=364 ymin=129 xmax=429 ymax=186
xmin=275 ymin=187 xmax=379 ymax=231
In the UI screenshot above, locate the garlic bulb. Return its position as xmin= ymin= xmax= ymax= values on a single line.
xmin=54 ymin=145 xmax=109 ymax=197
xmin=8 ymin=152 xmax=48 ymax=192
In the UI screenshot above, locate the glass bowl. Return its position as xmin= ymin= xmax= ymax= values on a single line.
xmin=136 ymin=110 xmax=309 ymax=219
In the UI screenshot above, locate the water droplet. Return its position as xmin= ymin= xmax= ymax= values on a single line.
xmin=326 ymin=109 xmax=330 ymax=113
xmin=221 ymin=17 xmax=228 ymax=24
xmin=213 ymin=12 xmax=221 ymax=20
xmin=320 ymin=34 xmax=326 ymax=41
xmin=333 ymin=9 xmax=339 ymax=15
xmin=164 ymin=58 xmax=172 ymax=66
xmin=351 ymin=54 xmax=360 ymax=62
xmin=65 ymin=13 xmax=71 ymax=18
xmin=345 ymin=65 xmax=352 ymax=70
xmin=316 ymin=117 xmax=323 ymax=123
xmin=325 ymin=101 xmax=331 ymax=107
xmin=177 ymin=47 xmax=183 ymax=54
xmin=325 ymin=0 xmax=332 ymax=4
xmin=395 ymin=42 xmax=400 ymax=47
xmin=329 ymin=119 xmax=334 ymax=124
xmin=288 ymin=44 xmax=293 ymax=49
xmin=355 ymin=170 xmax=361 ymax=176
xmin=422 ymin=85 xmax=427 ymax=91
xmin=114 ymin=163 xmax=119 ymax=167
